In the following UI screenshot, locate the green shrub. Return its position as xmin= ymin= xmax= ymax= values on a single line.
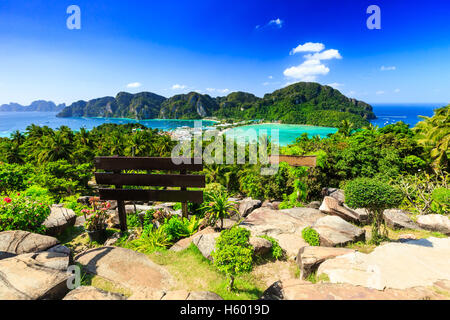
xmin=431 ymin=187 xmax=450 ymax=214
xmin=212 ymin=227 xmax=254 ymax=291
xmin=302 ymin=227 xmax=320 ymax=246
xmin=258 ymin=235 xmax=284 ymax=260
xmin=204 ymin=183 xmax=227 ymax=196
xmin=0 ymin=163 xmax=34 ymax=193
xmin=24 ymin=185 xmax=54 ymax=204
xmin=345 ymin=177 xmax=403 ymax=244
xmin=0 ymin=193 xmax=51 ymax=233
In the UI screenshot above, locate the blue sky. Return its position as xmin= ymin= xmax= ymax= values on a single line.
xmin=0 ymin=0 xmax=449 ymax=106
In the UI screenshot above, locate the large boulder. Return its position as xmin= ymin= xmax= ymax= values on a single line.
xmin=240 ymin=207 xmax=325 ymax=258
xmin=169 ymin=227 xmax=216 ymax=252
xmin=317 ymin=237 xmax=450 ymax=290
xmin=417 ymin=214 xmax=450 ymax=235
xmin=239 ymin=198 xmax=262 ymax=217
xmin=261 ymin=279 xmax=450 ymax=300
xmin=192 ymin=233 xmax=220 ymax=260
xmin=297 ymin=246 xmax=355 ymax=279
xmin=322 ymin=188 xmax=345 ymax=204
xmin=63 ymin=286 xmax=125 ymax=300
xmin=75 ymin=246 xmax=174 ymax=296
xmin=0 ymin=252 xmax=70 ymax=299
xmin=319 ymin=196 xmax=368 ymax=224
xmin=312 ymin=216 xmax=366 ymax=247
xmin=249 ymin=237 xmax=273 ymax=256
xmin=383 ymin=209 xmax=420 ymax=230
xmin=43 ymin=205 xmax=77 ymax=236
xmin=0 ymin=230 xmax=59 ymax=260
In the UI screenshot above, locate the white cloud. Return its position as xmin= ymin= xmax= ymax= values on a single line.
xmin=127 ymin=82 xmax=142 ymax=88
xmin=394 ymin=88 xmax=401 ymax=93
xmin=283 ymin=59 xmax=330 ymax=81
xmin=327 ymin=82 xmax=344 ymax=89
xmin=380 ymin=66 xmax=396 ymax=71
xmin=284 ymin=43 xmax=342 ymax=82
xmin=376 ymin=90 xmax=385 ymax=95
xmin=290 ymin=42 xmax=325 ymax=55
xmin=268 ymin=75 xmax=273 ymax=79
xmin=256 ymin=18 xmax=284 ymax=30
xmin=206 ymin=88 xmax=230 ymax=95
xmin=171 ymin=84 xmax=187 ymax=90
xmin=304 ymin=49 xmax=342 ymax=61
xmin=268 ymin=18 xmax=283 ymax=28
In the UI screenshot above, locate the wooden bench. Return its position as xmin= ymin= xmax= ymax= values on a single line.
xmin=94 ymin=157 xmax=205 ymax=232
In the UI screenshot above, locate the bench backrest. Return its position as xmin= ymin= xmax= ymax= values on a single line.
xmin=94 ymin=156 xmax=205 ymax=231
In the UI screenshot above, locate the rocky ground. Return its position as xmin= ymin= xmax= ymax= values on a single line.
xmin=0 ymin=188 xmax=449 ymax=300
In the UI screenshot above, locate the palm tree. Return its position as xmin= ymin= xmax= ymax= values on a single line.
xmin=338 ymin=119 xmax=355 ymax=137
xmin=37 ymin=131 xmax=74 ymax=163
xmin=414 ymin=105 xmax=449 ymax=170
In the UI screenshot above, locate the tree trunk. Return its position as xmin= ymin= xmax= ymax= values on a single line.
xmin=228 ymin=275 xmax=235 ymax=291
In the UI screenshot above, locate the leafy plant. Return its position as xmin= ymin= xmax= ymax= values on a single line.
xmin=431 ymin=187 xmax=450 ymax=214
xmin=345 ymin=177 xmax=403 ymax=244
xmin=201 ymin=191 xmax=238 ymax=229
xmin=258 ymin=235 xmax=284 ymax=260
xmin=0 ymin=193 xmax=51 ymax=233
xmin=83 ymin=198 xmax=110 ymax=231
xmin=211 ymin=227 xmax=254 ymax=291
xmin=302 ymin=227 xmax=320 ymax=246
xmin=126 ymin=224 xmax=171 ymax=254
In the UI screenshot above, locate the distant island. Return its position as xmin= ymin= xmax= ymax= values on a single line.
xmin=0 ymin=100 xmax=66 ymax=112
xmin=57 ymin=82 xmax=375 ymax=128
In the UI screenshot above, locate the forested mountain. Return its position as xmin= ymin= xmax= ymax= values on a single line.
xmin=0 ymin=100 xmax=66 ymax=112
xmin=56 ymin=82 xmax=376 ymax=127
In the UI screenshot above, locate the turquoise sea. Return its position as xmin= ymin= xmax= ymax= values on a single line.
xmin=0 ymin=103 xmax=443 ymax=146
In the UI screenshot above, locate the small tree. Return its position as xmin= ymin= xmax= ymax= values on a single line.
xmin=345 ymin=178 xmax=403 ymax=244
xmin=201 ymin=191 xmax=238 ymax=229
xmin=211 ymin=227 xmax=254 ymax=291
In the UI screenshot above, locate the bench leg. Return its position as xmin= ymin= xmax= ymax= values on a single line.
xmin=182 ymin=202 xmax=188 ymax=219
xmin=117 ymin=200 xmax=128 ymax=232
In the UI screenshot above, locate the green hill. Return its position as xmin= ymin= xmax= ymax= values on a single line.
xmin=56 ymin=82 xmax=376 ymax=127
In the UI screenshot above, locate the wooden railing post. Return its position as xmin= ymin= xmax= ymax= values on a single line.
xmin=180 ymin=168 xmax=188 ymax=219
xmin=114 ymin=169 xmax=128 ymax=232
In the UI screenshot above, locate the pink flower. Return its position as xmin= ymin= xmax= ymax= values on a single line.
xmin=4 ymin=197 xmax=12 ymax=203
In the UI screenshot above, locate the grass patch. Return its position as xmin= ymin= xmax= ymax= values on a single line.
xmin=346 ymin=241 xmax=377 ymax=254
xmin=386 ymin=228 xmax=447 ymax=240
xmin=148 ymin=244 xmax=264 ymax=300
xmin=316 ymin=273 xmax=330 ymax=283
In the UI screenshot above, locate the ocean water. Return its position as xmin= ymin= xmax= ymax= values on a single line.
xmin=370 ymin=103 xmax=441 ymax=127
xmin=225 ymin=124 xmax=338 ymax=146
xmin=224 ymin=103 xmax=441 ymax=146
xmin=0 ymin=112 xmax=216 ymax=138
xmin=0 ymin=104 xmax=442 ymax=146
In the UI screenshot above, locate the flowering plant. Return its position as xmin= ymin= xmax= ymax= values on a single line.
xmin=83 ymin=197 xmax=110 ymax=231
xmin=0 ymin=193 xmax=50 ymax=233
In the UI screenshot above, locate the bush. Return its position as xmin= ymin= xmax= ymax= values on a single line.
xmin=0 ymin=193 xmax=51 ymax=233
xmin=24 ymin=185 xmax=54 ymax=204
xmin=431 ymin=187 xmax=450 ymax=214
xmin=0 ymin=163 xmax=34 ymax=193
xmin=204 ymin=183 xmax=227 ymax=196
xmin=212 ymin=227 xmax=254 ymax=291
xmin=302 ymin=227 xmax=320 ymax=246
xmin=258 ymin=235 xmax=284 ymax=260
xmin=345 ymin=177 xmax=403 ymax=244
